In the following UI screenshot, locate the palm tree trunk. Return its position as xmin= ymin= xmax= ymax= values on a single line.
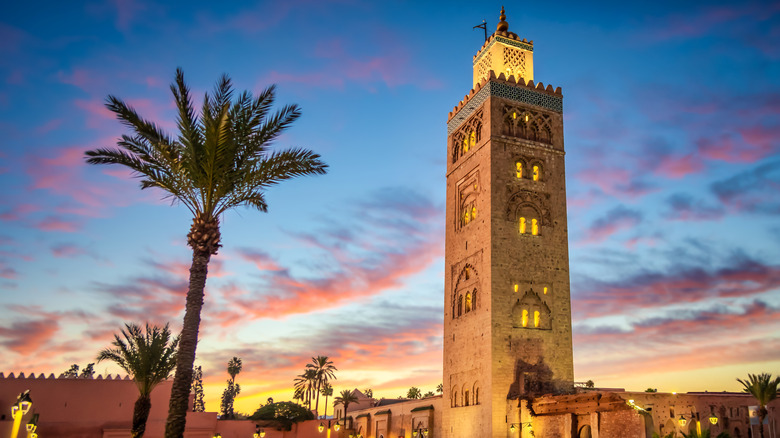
xmin=324 ymin=394 xmax=328 ymax=418
xmin=132 ymin=394 xmax=152 ymax=438
xmin=314 ymin=381 xmax=320 ymax=418
xmin=165 ymin=251 xmax=211 ymax=438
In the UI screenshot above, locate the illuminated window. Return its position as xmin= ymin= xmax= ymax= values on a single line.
xmin=534 ymin=310 xmax=540 ymax=328
xmin=471 ymin=206 xmax=476 ymax=221
xmin=464 ymin=390 xmax=470 ymax=406
xmin=465 ymin=292 xmax=472 ymax=313
xmin=522 ymin=309 xmax=529 ymax=327
xmin=531 ymin=218 xmax=539 ymax=236
xmin=512 ymin=111 xmax=517 ymax=119
xmin=458 ymin=295 xmax=463 ymax=316
xmin=465 ymin=268 xmax=470 ymax=280
xmin=533 ymin=165 xmax=540 ymax=181
xmin=516 ymin=162 xmax=523 ymax=179
xmin=525 ymin=114 xmax=529 ymax=122
xmin=462 ymin=137 xmax=469 ymax=153
xmin=469 ymin=131 xmax=476 ymax=147
xmin=519 ymin=217 xmax=526 ymax=234
xmin=543 ymin=286 xmax=548 ymax=295
xmin=514 ymin=284 xmax=518 ymax=293
xmin=463 ymin=208 xmax=471 ymax=225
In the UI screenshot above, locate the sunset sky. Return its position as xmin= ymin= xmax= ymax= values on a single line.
xmin=1 ymin=0 xmax=779 ymax=415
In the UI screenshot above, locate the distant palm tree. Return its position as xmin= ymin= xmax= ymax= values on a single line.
xmin=85 ymin=69 xmax=327 ymax=438
xmin=321 ymin=382 xmax=333 ymax=418
xmin=737 ymin=373 xmax=780 ymax=438
xmin=294 ymin=368 xmax=318 ymax=410
xmin=97 ymin=323 xmax=179 ymax=438
xmin=436 ymin=383 xmax=443 ymax=394
xmin=335 ymin=389 xmax=359 ymax=429
xmin=307 ymin=356 xmax=337 ymax=418
xmin=407 ymin=386 xmax=422 ymax=399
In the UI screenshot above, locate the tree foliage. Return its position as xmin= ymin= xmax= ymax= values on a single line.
xmin=249 ymin=402 xmax=314 ymax=431
xmin=335 ymin=389 xmax=359 ymax=428
xmin=96 ymin=323 xmax=179 ymax=438
xmin=221 ymin=357 xmax=243 ymax=419
xmin=737 ymin=373 xmax=780 ymax=438
xmin=191 ymin=366 xmax=205 ymax=412
xmin=407 ymin=387 xmax=422 ymax=399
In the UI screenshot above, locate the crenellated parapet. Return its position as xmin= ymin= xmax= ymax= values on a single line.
xmin=447 ymin=71 xmax=563 ymax=136
xmin=0 ymin=372 xmax=131 ymax=380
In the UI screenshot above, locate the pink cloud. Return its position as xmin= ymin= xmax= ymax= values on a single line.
xmin=579 ymin=206 xmax=642 ymax=245
xmin=0 ymin=203 xmax=40 ymax=221
xmin=654 ymin=153 xmax=705 ymax=179
xmin=51 ymin=243 xmax=89 ymax=258
xmin=35 ymin=216 xmax=81 ymax=232
xmin=0 ymin=319 xmax=59 ymax=355
xmin=697 ymin=126 xmax=780 ymax=163
xmin=574 ymin=258 xmax=780 ymax=319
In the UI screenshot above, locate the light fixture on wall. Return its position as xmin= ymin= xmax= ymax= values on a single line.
xmin=509 ymin=422 xmax=533 ymax=433
xmin=10 ymin=390 xmax=33 ymax=438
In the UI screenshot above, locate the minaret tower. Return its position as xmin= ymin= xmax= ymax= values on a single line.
xmin=442 ymin=8 xmax=573 ymax=438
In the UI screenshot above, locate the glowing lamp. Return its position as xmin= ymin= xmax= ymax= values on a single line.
xmin=213 ymin=434 xmax=222 ymax=438
xmin=319 ymin=422 xmax=325 ymax=433
xmin=253 ymin=434 xmax=259 ymax=438
xmin=709 ymin=414 xmax=718 ymax=425
xmin=260 ymin=430 xmax=266 ymax=438
xmin=424 ymin=429 xmax=429 ymax=437
xmin=678 ymin=415 xmax=687 ymax=427
xmin=510 ymin=424 xmax=517 ymax=432
xmin=26 ymin=414 xmax=38 ymax=433
xmin=334 ymin=424 xmax=341 ymax=431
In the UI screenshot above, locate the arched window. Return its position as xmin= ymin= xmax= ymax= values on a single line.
xmin=462 ymin=136 xmax=469 ymax=154
xmin=533 ymin=165 xmax=541 ymax=181
xmin=452 ymin=389 xmax=458 ymax=407
xmin=522 ymin=309 xmax=529 ymax=327
xmin=519 ymin=217 xmax=526 ymax=234
xmin=464 ymin=390 xmax=470 ymax=406
xmin=531 ymin=218 xmax=539 ymax=236
xmin=465 ymin=292 xmax=472 ymax=313
xmin=458 ymin=295 xmax=463 ymax=316
xmin=516 ymin=162 xmax=523 ymax=179
xmin=543 ymin=286 xmax=548 ymax=295
xmin=475 ymin=387 xmax=480 ymax=404
xmin=470 ymin=131 xmax=476 ymax=147
xmin=471 ymin=205 xmax=477 ymax=221
xmin=534 ymin=310 xmax=540 ymax=328
xmin=472 ymin=289 xmax=477 ymax=310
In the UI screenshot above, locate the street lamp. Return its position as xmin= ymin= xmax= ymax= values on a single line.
xmin=678 ymin=415 xmax=688 ymax=427
xmin=509 ymin=422 xmax=532 ymax=433
xmin=11 ymin=391 xmax=33 ymax=438
xmin=26 ymin=413 xmax=39 ymax=438
xmin=253 ymin=426 xmax=266 ymax=438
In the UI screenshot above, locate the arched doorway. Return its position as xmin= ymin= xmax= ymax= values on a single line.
xmin=578 ymin=425 xmax=592 ymax=438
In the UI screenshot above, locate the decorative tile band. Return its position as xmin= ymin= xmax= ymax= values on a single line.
xmin=447 ymin=81 xmax=563 ymax=135
xmin=473 ymin=36 xmax=534 ymax=65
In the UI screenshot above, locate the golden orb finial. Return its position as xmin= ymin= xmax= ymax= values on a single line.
xmin=497 ymin=6 xmax=509 ymax=32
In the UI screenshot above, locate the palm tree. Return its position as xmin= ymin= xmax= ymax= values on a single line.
xmin=321 ymin=382 xmax=333 ymax=418
xmin=294 ymin=368 xmax=318 ymax=410
xmin=737 ymin=373 xmax=780 ymax=438
xmin=335 ymin=389 xmax=359 ymax=430
xmin=407 ymin=386 xmax=422 ymax=399
xmin=96 ymin=323 xmax=179 ymax=438
xmin=307 ymin=356 xmax=337 ymax=417
xmin=85 ymin=69 xmax=327 ymax=438
xmin=436 ymin=383 xmax=443 ymax=394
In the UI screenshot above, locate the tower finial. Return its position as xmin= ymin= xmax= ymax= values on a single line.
xmin=497 ymin=6 xmax=509 ymax=32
